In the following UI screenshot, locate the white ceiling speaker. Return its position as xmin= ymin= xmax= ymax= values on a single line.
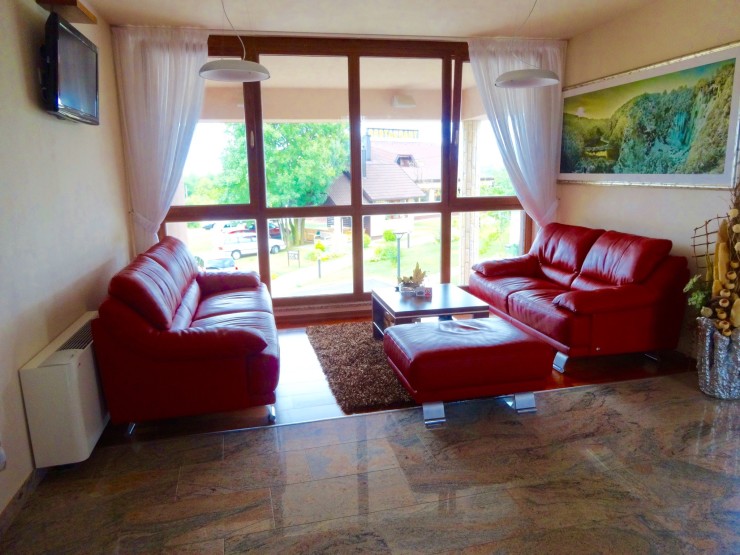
xmin=392 ymin=94 xmax=416 ymax=108
xmin=199 ymin=0 xmax=270 ymax=83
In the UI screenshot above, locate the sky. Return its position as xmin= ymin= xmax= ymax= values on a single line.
xmin=182 ymin=122 xmax=229 ymax=176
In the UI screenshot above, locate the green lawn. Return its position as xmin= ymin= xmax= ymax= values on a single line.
xmin=184 ymin=214 xmax=518 ymax=296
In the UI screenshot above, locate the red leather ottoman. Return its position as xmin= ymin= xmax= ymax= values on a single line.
xmin=383 ymin=318 xmax=554 ymax=426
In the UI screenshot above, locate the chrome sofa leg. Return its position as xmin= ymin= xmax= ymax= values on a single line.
xmin=644 ymin=351 xmax=661 ymax=362
xmin=266 ymin=404 xmax=276 ymax=424
xmin=513 ymin=392 xmax=536 ymax=413
xmin=126 ymin=422 xmax=136 ymax=436
xmin=422 ymin=402 xmax=445 ymax=428
xmin=553 ymin=352 xmax=569 ymax=373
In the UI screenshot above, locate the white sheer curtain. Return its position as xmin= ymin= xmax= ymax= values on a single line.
xmin=112 ymin=27 xmax=208 ymax=254
xmin=468 ymin=38 xmax=566 ymax=227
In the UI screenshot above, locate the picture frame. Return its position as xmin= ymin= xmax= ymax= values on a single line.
xmin=559 ymin=43 xmax=740 ymax=188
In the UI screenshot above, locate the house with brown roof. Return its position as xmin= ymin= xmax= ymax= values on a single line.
xmin=325 ymin=162 xmax=425 ymax=206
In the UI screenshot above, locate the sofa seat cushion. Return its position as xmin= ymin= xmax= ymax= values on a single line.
xmin=98 ymin=298 xmax=269 ymax=359
xmin=508 ymin=289 xmax=591 ymax=349
xmin=469 ymin=272 xmax=567 ymax=313
xmin=194 ymin=285 xmax=273 ymax=320
xmin=191 ymin=311 xmax=279 ymax=359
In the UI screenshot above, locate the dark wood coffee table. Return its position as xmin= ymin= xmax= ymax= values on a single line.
xmin=372 ymin=284 xmax=490 ymax=338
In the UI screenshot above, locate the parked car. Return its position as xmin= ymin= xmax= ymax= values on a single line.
xmin=202 ymin=221 xmax=249 ymax=233
xmin=219 ymin=232 xmax=286 ymax=259
xmin=220 ymin=221 xmax=248 ymax=233
xmin=194 ymin=253 xmax=237 ymax=272
xmin=245 ymin=220 xmax=282 ymax=238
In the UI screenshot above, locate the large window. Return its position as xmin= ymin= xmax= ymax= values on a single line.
xmin=360 ymin=58 xmax=442 ymax=204
xmin=261 ymin=56 xmax=350 ymax=209
xmin=271 ymin=216 xmax=353 ymax=298
xmin=174 ymin=81 xmax=250 ymax=206
xmin=456 ymin=63 xmax=516 ymax=199
xmin=450 ymin=210 xmax=524 ymax=285
xmin=363 ymin=213 xmax=441 ymax=291
xmin=164 ymin=38 xmax=527 ymax=310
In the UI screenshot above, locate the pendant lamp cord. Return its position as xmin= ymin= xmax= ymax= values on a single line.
xmin=221 ymin=0 xmax=247 ymax=61
xmin=521 ymin=0 xmax=539 ymax=30
xmin=512 ymin=0 xmax=540 ymax=70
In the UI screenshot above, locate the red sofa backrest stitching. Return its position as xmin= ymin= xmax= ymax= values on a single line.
xmin=530 ymin=223 xmax=605 ymax=287
xmin=107 ymin=237 xmax=199 ymax=331
xmin=572 ymin=231 xmax=673 ymax=290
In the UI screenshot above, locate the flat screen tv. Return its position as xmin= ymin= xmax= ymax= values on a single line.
xmin=40 ymin=12 xmax=99 ymax=125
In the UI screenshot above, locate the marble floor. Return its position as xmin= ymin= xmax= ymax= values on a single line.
xmin=1 ymin=371 xmax=738 ymax=554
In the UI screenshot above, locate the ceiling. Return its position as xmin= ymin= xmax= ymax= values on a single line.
xmin=85 ymin=0 xmax=650 ymax=41
xmin=81 ymin=0 xmax=652 ymax=93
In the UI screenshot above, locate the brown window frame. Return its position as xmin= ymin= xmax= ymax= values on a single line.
xmin=163 ymin=35 xmax=530 ymax=311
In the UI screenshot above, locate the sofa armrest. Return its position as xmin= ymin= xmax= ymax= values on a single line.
xmin=196 ymin=271 xmax=261 ymax=296
xmin=472 ymin=254 xmax=539 ymax=278
xmin=553 ymin=285 xmax=659 ymax=314
xmin=150 ymin=326 xmax=268 ymax=360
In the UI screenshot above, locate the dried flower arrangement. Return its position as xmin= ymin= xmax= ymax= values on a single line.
xmin=399 ymin=262 xmax=427 ymax=288
xmin=685 ymin=176 xmax=740 ymax=336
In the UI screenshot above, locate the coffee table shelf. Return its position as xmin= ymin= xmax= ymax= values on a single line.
xmin=371 ymin=284 xmax=489 ymax=339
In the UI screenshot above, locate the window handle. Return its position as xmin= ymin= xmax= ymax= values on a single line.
xmin=250 ymin=130 xmax=255 ymax=148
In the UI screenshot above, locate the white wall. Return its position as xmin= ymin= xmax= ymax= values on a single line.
xmin=0 ymin=0 xmax=130 ymax=513
xmin=559 ymin=0 xmax=740 ymax=262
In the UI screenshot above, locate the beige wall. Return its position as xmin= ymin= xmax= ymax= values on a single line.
xmin=202 ymin=86 xmax=445 ymax=122
xmin=0 ymin=0 xmax=129 ymax=513
xmin=559 ymin=0 xmax=740 ymax=261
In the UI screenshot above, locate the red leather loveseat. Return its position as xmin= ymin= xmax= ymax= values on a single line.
xmin=468 ymin=223 xmax=688 ymax=370
xmin=91 ymin=236 xmax=279 ymax=425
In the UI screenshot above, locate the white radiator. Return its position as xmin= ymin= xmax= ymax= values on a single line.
xmin=20 ymin=311 xmax=109 ymax=468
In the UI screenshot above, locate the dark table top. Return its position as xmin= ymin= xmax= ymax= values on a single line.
xmin=371 ymin=283 xmax=489 ymax=318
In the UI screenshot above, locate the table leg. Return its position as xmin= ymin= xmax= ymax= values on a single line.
xmin=372 ymin=296 xmax=386 ymax=339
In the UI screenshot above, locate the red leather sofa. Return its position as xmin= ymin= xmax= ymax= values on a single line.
xmin=91 ymin=236 xmax=280 ymax=425
xmin=468 ymin=223 xmax=688 ymax=370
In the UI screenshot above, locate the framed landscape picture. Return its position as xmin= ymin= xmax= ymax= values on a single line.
xmin=559 ymin=44 xmax=740 ymax=188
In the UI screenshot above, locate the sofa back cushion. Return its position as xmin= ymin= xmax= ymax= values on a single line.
xmin=108 ymin=255 xmax=186 ymax=330
xmin=107 ymin=236 xmax=200 ymax=330
xmin=572 ymin=230 xmax=673 ymax=289
xmin=531 ymin=223 xmax=604 ymax=287
xmin=170 ymin=281 xmax=201 ymax=331
xmin=142 ymin=236 xmax=199 ymax=290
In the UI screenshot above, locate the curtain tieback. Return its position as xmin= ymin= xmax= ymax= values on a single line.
xmin=131 ymin=211 xmax=159 ymax=234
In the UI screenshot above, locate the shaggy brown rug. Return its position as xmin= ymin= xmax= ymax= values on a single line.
xmin=305 ymin=321 xmax=416 ymax=414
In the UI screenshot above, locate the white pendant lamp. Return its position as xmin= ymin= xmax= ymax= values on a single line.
xmin=200 ymin=59 xmax=269 ymax=82
xmin=495 ymin=68 xmax=559 ymax=88
xmin=494 ymin=0 xmax=559 ymax=89
xmin=199 ymin=0 xmax=270 ymax=83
